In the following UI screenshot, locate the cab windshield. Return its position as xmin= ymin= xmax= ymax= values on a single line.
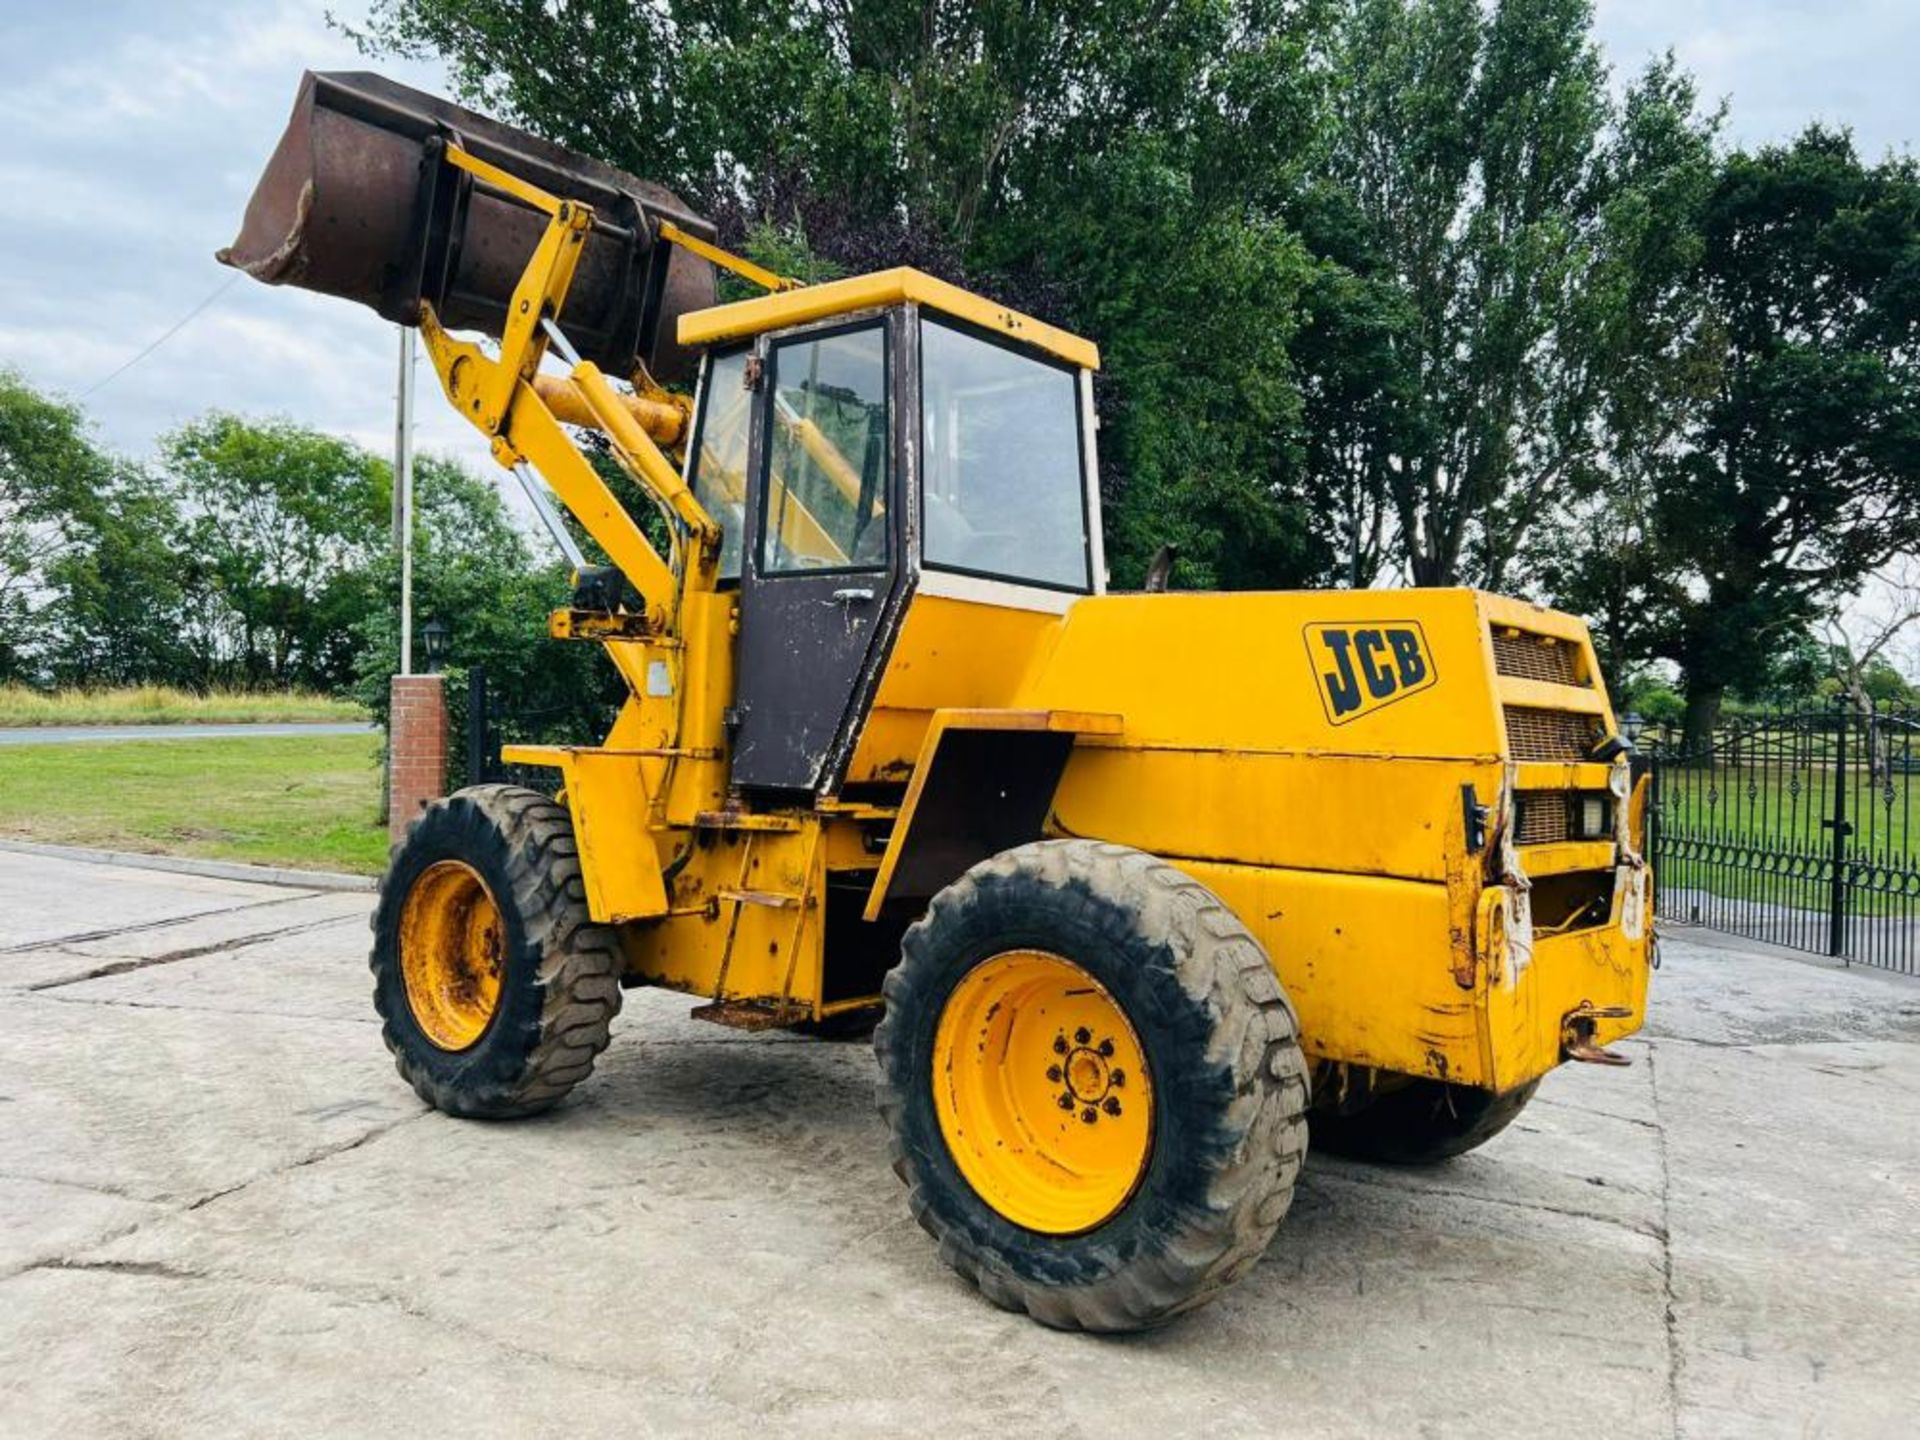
xmin=920 ymin=317 xmax=1090 ymax=593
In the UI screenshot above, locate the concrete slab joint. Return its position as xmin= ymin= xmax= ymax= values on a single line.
xmin=2 ymin=848 xmax=1918 ymax=1437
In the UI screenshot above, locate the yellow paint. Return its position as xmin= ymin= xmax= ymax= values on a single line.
xmin=845 ymin=584 xmax=1648 ymax=1091
xmin=567 ymin=359 xmax=719 ymax=550
xmin=444 ymin=143 xmax=560 ymax=211
xmin=933 ymin=950 xmax=1153 ymax=1233
xmin=386 ymin=142 xmax=1650 ymax=1107
xmin=1481 ymin=926 xmax=1648 ymax=1092
xmin=680 ymin=268 xmax=1101 ymax=370
xmin=658 ymin=220 xmax=799 ymax=293
xmin=534 ymin=750 xmax=670 ymax=923
xmin=398 ymin=860 xmax=504 ymax=1051
xmin=529 ymin=373 xmax=687 ymax=445
xmin=624 ymin=822 xmax=828 ymax=1008
xmin=845 ymin=595 xmax=1065 ymax=783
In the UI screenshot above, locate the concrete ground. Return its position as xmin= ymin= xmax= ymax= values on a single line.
xmin=1 ymin=850 xmax=1915 ymax=1438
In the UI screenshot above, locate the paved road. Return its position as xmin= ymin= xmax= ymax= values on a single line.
xmin=1662 ymin=886 xmax=1920 ymax=973
xmin=1 ymin=850 xmax=1916 ymax=1437
xmin=0 ymin=722 xmax=375 ymax=746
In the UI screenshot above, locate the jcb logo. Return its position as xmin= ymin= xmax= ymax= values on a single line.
xmin=1304 ymin=622 xmax=1437 ymax=725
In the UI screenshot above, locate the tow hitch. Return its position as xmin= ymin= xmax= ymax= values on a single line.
xmin=1562 ymin=1002 xmax=1635 ymax=1066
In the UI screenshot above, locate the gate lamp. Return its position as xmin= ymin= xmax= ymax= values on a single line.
xmin=1620 ymin=711 xmax=1645 ymax=747
xmin=421 ymin=618 xmax=451 ymax=673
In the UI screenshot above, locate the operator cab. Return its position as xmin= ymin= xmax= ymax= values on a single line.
xmin=676 ymin=271 xmax=1105 ymax=793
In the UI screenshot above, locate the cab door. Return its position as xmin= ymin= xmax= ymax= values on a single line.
xmin=730 ymin=316 xmax=906 ymax=792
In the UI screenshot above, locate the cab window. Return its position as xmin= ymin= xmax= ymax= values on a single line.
xmin=760 ymin=324 xmax=889 ymax=575
xmin=686 ymin=348 xmax=751 ymax=579
xmin=920 ymin=317 xmax=1089 ymax=592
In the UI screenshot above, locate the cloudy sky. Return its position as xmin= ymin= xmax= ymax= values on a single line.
xmin=1 ymin=0 xmax=1914 ymax=484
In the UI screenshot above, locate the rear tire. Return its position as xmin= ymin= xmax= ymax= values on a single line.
xmin=875 ymin=839 xmax=1309 ymax=1332
xmin=1309 ymin=1079 xmax=1538 ymax=1165
xmin=371 ymin=785 xmax=623 ymax=1118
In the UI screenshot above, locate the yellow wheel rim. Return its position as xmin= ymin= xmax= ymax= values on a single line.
xmin=933 ymin=950 xmax=1154 ymax=1235
xmin=399 ymin=860 xmax=505 ymax=1051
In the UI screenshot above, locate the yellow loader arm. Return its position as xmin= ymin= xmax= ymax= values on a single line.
xmin=415 ymin=145 xmax=718 ymax=633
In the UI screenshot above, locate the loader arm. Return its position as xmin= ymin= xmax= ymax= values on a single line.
xmin=415 ymin=144 xmax=723 ymax=635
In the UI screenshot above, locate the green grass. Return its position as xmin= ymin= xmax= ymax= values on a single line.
xmin=1655 ymin=764 xmax=1920 ymax=916
xmin=0 ymin=684 xmax=366 ymax=727
xmin=0 ymin=734 xmax=388 ymax=874
xmin=1657 ymin=767 xmax=1920 ymax=857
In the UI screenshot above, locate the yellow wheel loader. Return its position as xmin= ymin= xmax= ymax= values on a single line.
xmin=226 ymin=73 xmax=1653 ymax=1331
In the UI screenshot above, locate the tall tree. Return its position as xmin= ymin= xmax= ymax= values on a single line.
xmin=1296 ymin=0 xmax=1715 ymax=590
xmin=1533 ymin=56 xmax=1721 ymax=688
xmin=42 ymin=469 xmax=193 ymax=688
xmin=1574 ymin=131 xmax=1920 ymax=750
xmin=353 ymin=0 xmax=1334 ymax=588
xmin=0 ymin=372 xmax=117 ymax=681
xmin=164 ymin=416 xmax=390 ymax=689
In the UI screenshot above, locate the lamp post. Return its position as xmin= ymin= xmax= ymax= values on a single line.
xmin=421 ymin=618 xmax=451 ymax=674
xmin=394 ymin=325 xmax=417 ymax=675
xmin=1621 ymin=711 xmax=1646 ymax=748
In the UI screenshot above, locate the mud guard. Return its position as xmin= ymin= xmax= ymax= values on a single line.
xmin=862 ymin=709 xmax=1122 ymax=921
xmin=499 ymin=745 xmax=670 ymax=923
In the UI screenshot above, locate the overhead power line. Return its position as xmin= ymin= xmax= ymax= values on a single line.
xmin=81 ymin=273 xmax=242 ymax=399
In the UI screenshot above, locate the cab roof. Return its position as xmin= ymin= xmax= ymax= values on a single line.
xmin=675 ymin=266 xmax=1100 ymax=371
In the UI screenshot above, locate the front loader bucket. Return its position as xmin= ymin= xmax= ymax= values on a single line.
xmin=218 ymin=71 xmax=716 ymax=383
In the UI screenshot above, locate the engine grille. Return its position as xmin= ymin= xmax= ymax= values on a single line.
xmin=1514 ymin=792 xmax=1572 ymax=845
xmin=1504 ymin=706 xmax=1598 ymax=762
xmin=1492 ymin=630 xmax=1586 ymax=687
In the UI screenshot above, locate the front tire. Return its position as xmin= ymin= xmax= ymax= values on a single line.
xmin=875 ymin=840 xmax=1309 ymax=1331
xmin=371 ymin=785 xmax=623 ymax=1118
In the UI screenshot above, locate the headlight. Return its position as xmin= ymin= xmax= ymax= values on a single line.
xmin=1576 ymin=794 xmax=1611 ymax=839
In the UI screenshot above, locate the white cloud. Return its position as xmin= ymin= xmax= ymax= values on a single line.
xmin=0 ymin=1 xmax=499 ymax=485
xmin=1593 ymin=0 xmax=1917 ymax=155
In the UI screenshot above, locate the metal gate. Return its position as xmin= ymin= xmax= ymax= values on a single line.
xmin=462 ymin=666 xmax=619 ymax=792
xmin=1646 ymin=701 xmax=1920 ymax=973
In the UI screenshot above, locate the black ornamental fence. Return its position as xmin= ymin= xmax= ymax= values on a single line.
xmin=461 ymin=666 xmax=618 ymax=794
xmin=1644 ymin=701 xmax=1920 ymax=975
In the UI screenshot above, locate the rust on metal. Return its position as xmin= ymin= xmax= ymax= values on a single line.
xmin=218 ymin=71 xmax=717 ymax=382
xmin=690 ymin=999 xmax=799 ymax=1031
xmin=1561 ymin=1001 xmax=1635 ymax=1066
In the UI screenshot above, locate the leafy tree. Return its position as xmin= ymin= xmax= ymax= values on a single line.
xmin=353 ymin=456 xmax=624 ymax=783
xmin=1004 ymin=136 xmax=1330 ymax=588
xmin=352 ymin=0 xmax=1334 ymax=588
xmin=1295 ymin=0 xmax=1718 ymax=590
xmin=0 ymin=371 xmax=126 ymax=681
xmin=42 ymin=469 xmax=194 ymax=687
xmin=1565 ymin=131 xmax=1920 ymax=752
xmin=163 ymin=416 xmax=391 ymax=690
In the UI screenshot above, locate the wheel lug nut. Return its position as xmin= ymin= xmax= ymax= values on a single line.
xmin=1052 ymin=1035 xmax=1068 ymax=1055
xmin=1080 ymin=1107 xmax=1098 ymax=1124
xmin=1058 ymin=1094 xmax=1074 ymax=1110
xmin=1104 ymin=1097 xmax=1122 ymax=1116
xmin=1046 ymin=1065 xmax=1062 ymax=1083
xmin=1110 ymin=1069 xmax=1126 ymax=1088
xmin=1074 ymin=1026 xmax=1092 ymax=1045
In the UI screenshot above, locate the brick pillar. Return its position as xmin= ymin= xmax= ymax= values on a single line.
xmin=389 ymin=674 xmax=448 ymax=842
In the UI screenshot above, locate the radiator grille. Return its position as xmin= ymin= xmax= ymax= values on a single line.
xmin=1514 ymin=792 xmax=1572 ymax=845
xmin=1492 ymin=630 xmax=1586 ymax=686
xmin=1504 ymin=706 xmax=1598 ymax=762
